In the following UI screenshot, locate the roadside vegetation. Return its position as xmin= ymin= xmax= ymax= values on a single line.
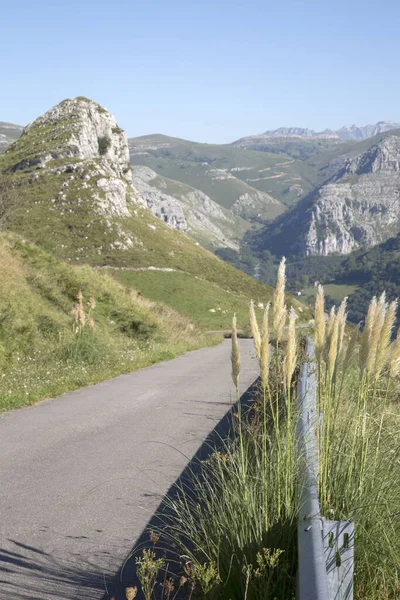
xmin=0 ymin=233 xmax=216 ymax=412
xmin=125 ymin=259 xmax=399 ymax=600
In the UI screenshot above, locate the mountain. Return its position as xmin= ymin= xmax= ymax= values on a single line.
xmin=0 ymin=97 xmax=303 ymax=332
xmin=247 ymin=131 xmax=400 ymax=257
xmin=231 ymin=122 xmax=400 ymax=161
xmin=132 ymin=165 xmax=248 ymax=250
xmin=129 ymin=134 xmax=310 ymax=208
xmin=336 ymin=121 xmax=400 ymax=141
xmin=0 ymin=122 xmax=23 ymax=152
xmin=251 ymin=127 xmax=340 ymax=139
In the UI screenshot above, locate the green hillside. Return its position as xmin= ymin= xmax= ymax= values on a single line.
xmin=0 ymin=100 xmax=295 ymax=317
xmin=232 ymin=134 xmax=351 ymax=161
xmin=0 ymin=98 xmax=312 ymax=412
xmin=129 ymin=134 xmax=318 ymax=208
xmin=0 ymin=233 xmax=211 ymax=412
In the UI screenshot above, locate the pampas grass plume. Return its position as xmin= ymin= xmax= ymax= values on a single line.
xmin=324 ymin=306 xmax=336 ymax=361
xmin=366 ymin=293 xmax=386 ymax=375
xmin=315 ymin=285 xmax=325 ymax=362
xmin=375 ymin=299 xmax=397 ymax=378
xmin=327 ymin=311 xmax=340 ymax=381
xmin=336 ymin=296 xmax=348 ymax=361
xmin=249 ymin=300 xmax=261 ymax=359
xmin=231 ymin=313 xmax=241 ymax=389
xmin=343 ymin=324 xmax=360 ymax=374
xmin=359 ymin=295 xmax=377 ymax=374
xmin=260 ymin=303 xmax=270 ymax=390
xmin=285 ymin=307 xmax=297 ymax=390
xmin=273 ymin=257 xmax=287 ymax=343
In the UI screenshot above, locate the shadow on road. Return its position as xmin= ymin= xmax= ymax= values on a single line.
xmin=101 ymin=379 xmax=259 ymax=600
xmin=0 ymin=380 xmax=258 ymax=600
xmin=0 ymin=539 xmax=110 ymax=599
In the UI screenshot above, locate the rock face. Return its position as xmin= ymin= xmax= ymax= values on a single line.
xmin=305 ymin=135 xmax=400 ymax=255
xmin=231 ymin=190 xmax=282 ymax=218
xmin=132 ymin=166 xmax=247 ymax=250
xmin=2 ymin=97 xmax=145 ymax=220
xmin=257 ymin=134 xmax=400 ymax=257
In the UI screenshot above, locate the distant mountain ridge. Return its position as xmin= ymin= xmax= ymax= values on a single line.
xmin=234 ymin=121 xmax=400 ymax=144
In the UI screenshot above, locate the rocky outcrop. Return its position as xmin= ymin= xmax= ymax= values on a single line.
xmin=257 ymin=135 xmax=400 ymax=257
xmin=2 ymin=98 xmax=145 ymax=222
xmin=132 ymin=166 xmax=247 ymax=249
xmin=231 ymin=190 xmax=283 ymax=219
xmin=21 ymin=99 xmax=131 ymax=178
xmin=304 ymin=135 xmax=400 ymax=255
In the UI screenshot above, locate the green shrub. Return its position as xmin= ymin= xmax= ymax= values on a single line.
xmin=98 ymin=136 xmax=111 ymax=155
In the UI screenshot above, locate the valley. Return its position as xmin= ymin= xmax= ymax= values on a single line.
xmin=3 ymin=107 xmax=400 ymax=336
xmin=0 ymin=97 xmax=308 ymax=411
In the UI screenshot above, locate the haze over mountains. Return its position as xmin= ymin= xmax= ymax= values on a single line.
xmin=233 ymin=121 xmax=400 ymax=143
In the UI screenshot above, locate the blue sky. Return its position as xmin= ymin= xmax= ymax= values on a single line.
xmin=1 ymin=0 xmax=400 ymax=142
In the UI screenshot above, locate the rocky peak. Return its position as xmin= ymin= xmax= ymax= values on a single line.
xmin=0 ymin=97 xmax=147 ymax=246
xmin=13 ymin=97 xmax=132 ymax=181
xmin=341 ymin=135 xmax=400 ymax=175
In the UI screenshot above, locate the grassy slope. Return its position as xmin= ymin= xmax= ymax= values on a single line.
xmin=232 ymin=135 xmax=351 ymax=160
xmin=0 ymin=234 xmax=216 ymax=412
xmin=109 ymin=269 xmax=309 ymax=330
xmin=301 ymin=283 xmax=358 ymax=304
xmin=0 ymin=151 xmax=302 ymax=321
xmin=129 ymin=134 xmax=313 ymax=208
xmin=0 ymin=104 xmax=310 ymax=413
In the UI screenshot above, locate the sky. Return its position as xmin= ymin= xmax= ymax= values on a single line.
xmin=1 ymin=0 xmax=400 ymax=143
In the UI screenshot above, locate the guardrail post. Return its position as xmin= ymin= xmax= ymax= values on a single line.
xmin=296 ymin=337 xmax=354 ymax=600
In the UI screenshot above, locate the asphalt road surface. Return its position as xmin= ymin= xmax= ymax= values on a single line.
xmin=0 ymin=339 xmax=258 ymax=599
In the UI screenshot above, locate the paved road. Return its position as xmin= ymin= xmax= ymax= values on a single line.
xmin=0 ymin=340 xmax=257 ymax=599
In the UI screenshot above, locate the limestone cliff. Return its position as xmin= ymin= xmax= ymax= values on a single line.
xmin=2 ymin=97 xmax=145 ymax=220
xmin=132 ymin=166 xmax=248 ymax=250
xmin=255 ymin=134 xmax=400 ymax=257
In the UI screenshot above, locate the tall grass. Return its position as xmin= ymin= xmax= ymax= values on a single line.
xmin=130 ymin=264 xmax=399 ymax=600
xmin=315 ymin=289 xmax=400 ymax=599
xmin=140 ymin=258 xmax=301 ymax=599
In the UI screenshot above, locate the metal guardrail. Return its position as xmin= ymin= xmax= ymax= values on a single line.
xmin=296 ymin=337 xmax=354 ymax=600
